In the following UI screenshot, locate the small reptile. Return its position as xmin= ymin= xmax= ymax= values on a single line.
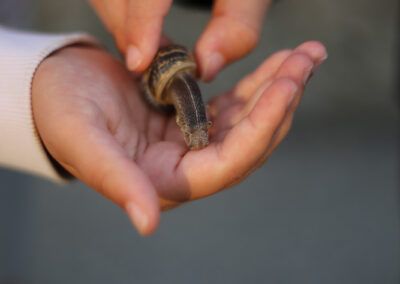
xmin=142 ymin=44 xmax=211 ymax=150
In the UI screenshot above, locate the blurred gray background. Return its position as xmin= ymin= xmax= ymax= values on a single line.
xmin=0 ymin=0 xmax=399 ymax=283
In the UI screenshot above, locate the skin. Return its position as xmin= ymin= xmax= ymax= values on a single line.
xmin=31 ymin=41 xmax=327 ymax=236
xmin=89 ymin=0 xmax=272 ymax=81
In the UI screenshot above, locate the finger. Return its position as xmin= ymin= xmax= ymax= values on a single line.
xmin=265 ymin=110 xmax=295 ymax=158
xmin=254 ymin=85 xmax=302 ymax=169
xmin=231 ymin=42 xmax=326 ymax=120
xmin=207 ymin=49 xmax=292 ymax=118
xmin=196 ymin=0 xmax=272 ymax=81
xmin=102 ymin=0 xmax=129 ymax=51
xmin=89 ymin=0 xmax=114 ymax=30
xmin=48 ymin=120 xmax=160 ymax=236
xmin=242 ymin=54 xmax=316 ymax=154
xmin=234 ymin=41 xmax=327 ymax=101
xmin=234 ymin=41 xmax=327 ymax=99
xmin=178 ymin=78 xmax=298 ymax=199
xmin=225 ymin=52 xmax=315 ymax=132
xmin=254 ymin=88 xmax=302 ymax=169
xmin=125 ymin=0 xmax=173 ymax=73
xmin=295 ymin=41 xmax=328 ymax=66
xmin=203 ymin=43 xmax=325 ymax=122
xmin=210 ymin=42 xmax=327 ymax=134
xmin=255 ymin=43 xmax=328 ymax=165
xmin=274 ymin=53 xmax=314 ymax=87
xmin=234 ymin=49 xmax=292 ymax=100
xmin=205 ymin=43 xmax=327 ymax=186
xmin=89 ymin=0 xmax=113 ymax=29
xmin=89 ymin=0 xmax=128 ymax=51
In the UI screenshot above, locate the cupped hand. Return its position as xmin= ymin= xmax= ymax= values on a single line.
xmin=32 ymin=41 xmax=327 ymax=236
xmin=89 ymin=0 xmax=272 ymax=80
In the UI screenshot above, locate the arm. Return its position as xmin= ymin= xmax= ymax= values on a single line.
xmin=0 ymin=26 xmax=97 ymax=181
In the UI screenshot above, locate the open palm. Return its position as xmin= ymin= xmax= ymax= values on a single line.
xmin=32 ymin=41 xmax=326 ymax=235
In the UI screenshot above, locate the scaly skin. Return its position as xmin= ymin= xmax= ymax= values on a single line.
xmin=142 ymin=45 xmax=211 ymax=150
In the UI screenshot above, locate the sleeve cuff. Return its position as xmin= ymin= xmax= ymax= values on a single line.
xmin=0 ymin=26 xmax=99 ymax=182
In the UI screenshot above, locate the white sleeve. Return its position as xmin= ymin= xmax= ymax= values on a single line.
xmin=0 ymin=26 xmax=98 ymax=182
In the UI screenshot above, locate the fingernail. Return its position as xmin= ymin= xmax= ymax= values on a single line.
xmin=201 ymin=52 xmax=225 ymax=82
xmin=126 ymin=202 xmax=148 ymax=235
xmin=316 ymin=53 xmax=328 ymax=67
xmin=303 ymin=65 xmax=314 ymax=85
xmin=126 ymin=45 xmax=142 ymax=71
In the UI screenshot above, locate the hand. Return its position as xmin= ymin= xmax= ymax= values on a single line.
xmin=89 ymin=0 xmax=272 ymax=80
xmin=32 ymin=41 xmax=327 ymax=236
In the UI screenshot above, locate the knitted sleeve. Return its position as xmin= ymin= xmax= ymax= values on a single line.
xmin=0 ymin=26 xmax=98 ymax=182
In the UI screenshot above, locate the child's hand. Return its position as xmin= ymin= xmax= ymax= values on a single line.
xmin=32 ymin=41 xmax=327 ymax=236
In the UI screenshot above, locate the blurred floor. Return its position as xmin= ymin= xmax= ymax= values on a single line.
xmin=0 ymin=0 xmax=399 ymax=283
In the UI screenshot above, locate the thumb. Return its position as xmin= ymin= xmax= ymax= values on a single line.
xmin=51 ymin=123 xmax=160 ymax=236
xmin=125 ymin=0 xmax=173 ymax=73
xmin=196 ymin=0 xmax=271 ymax=81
